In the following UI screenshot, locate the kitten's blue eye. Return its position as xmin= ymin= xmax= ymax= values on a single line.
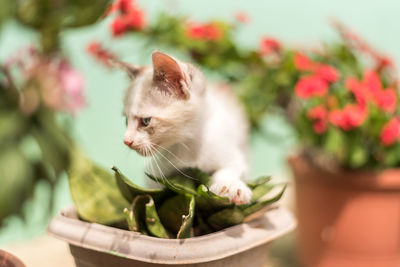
xmin=141 ymin=117 xmax=151 ymax=127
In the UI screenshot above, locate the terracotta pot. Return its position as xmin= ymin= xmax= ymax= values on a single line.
xmin=289 ymin=154 xmax=400 ymax=267
xmin=47 ymin=206 xmax=295 ymax=267
xmin=0 ymin=250 xmax=26 ymax=267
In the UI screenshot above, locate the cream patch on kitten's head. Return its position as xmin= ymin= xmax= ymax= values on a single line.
xmin=122 ymin=51 xmax=205 ymax=156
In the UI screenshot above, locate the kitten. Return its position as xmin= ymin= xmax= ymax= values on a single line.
xmin=121 ymin=51 xmax=252 ymax=204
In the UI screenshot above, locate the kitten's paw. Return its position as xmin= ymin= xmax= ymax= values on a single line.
xmin=210 ymin=179 xmax=252 ymax=205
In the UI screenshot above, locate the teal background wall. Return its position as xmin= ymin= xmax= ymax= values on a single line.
xmin=0 ymin=0 xmax=399 ymax=245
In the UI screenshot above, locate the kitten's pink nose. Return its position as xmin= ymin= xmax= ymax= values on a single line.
xmin=124 ymin=139 xmax=133 ymax=147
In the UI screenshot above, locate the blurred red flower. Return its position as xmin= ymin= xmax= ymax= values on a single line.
xmin=376 ymin=89 xmax=397 ymax=113
xmin=380 ymin=117 xmax=400 ymax=146
xmin=346 ymin=70 xmax=397 ymax=113
xmin=294 ymin=52 xmax=313 ymax=71
xmin=307 ymin=106 xmax=328 ymax=134
xmin=87 ymin=41 xmax=116 ymax=67
xmin=329 ymin=104 xmax=367 ymax=131
xmin=260 ymin=38 xmax=281 ymax=55
xmin=109 ymin=0 xmax=145 ymax=36
xmin=234 ymin=12 xmax=250 ymax=24
xmin=315 ymin=64 xmax=339 ymax=83
xmin=186 ymin=23 xmax=223 ymax=41
xmin=295 ymin=75 xmax=329 ymax=98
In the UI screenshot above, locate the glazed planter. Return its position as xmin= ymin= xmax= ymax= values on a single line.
xmin=0 ymin=250 xmax=26 ymax=267
xmin=289 ymin=154 xmax=400 ymax=267
xmin=47 ymin=206 xmax=295 ymax=267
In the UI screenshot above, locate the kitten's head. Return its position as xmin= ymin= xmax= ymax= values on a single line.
xmin=122 ymin=51 xmax=206 ymax=156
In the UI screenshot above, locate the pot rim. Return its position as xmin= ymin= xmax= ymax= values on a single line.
xmin=288 ymin=153 xmax=400 ymax=190
xmin=47 ymin=206 xmax=296 ymax=264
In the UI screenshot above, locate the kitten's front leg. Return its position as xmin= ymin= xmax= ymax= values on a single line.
xmin=210 ymin=168 xmax=252 ymax=204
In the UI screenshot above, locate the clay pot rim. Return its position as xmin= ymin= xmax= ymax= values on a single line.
xmin=288 ymin=153 xmax=400 ymax=191
xmin=0 ymin=250 xmax=26 ymax=267
xmin=47 ymin=206 xmax=296 ymax=264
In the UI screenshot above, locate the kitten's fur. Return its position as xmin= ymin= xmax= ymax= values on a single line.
xmin=122 ymin=51 xmax=252 ymax=204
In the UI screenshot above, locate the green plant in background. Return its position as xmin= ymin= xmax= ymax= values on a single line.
xmin=0 ymin=0 xmax=111 ymax=224
xmin=98 ymin=1 xmax=400 ymax=170
xmin=68 ymin=148 xmax=285 ymax=238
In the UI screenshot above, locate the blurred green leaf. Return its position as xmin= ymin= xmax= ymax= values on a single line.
xmin=68 ymin=148 xmax=129 ymax=225
xmin=0 ymin=146 xmax=33 ymax=223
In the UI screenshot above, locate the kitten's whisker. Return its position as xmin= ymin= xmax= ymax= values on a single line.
xmin=151 ymin=143 xmax=187 ymax=166
xmin=149 ymin=144 xmax=198 ymax=182
xmin=145 ymin=147 xmax=161 ymax=186
xmin=151 ymin=150 xmax=181 ymax=192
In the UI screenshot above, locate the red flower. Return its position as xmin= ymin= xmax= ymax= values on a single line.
xmin=260 ymin=38 xmax=281 ymax=55
xmin=315 ymin=64 xmax=339 ymax=83
xmin=307 ymin=106 xmax=328 ymax=134
xmin=294 ymin=52 xmax=313 ymax=71
xmin=345 ymin=77 xmax=369 ymax=107
xmin=186 ymin=23 xmax=223 ymax=41
xmin=110 ymin=0 xmax=145 ymax=36
xmin=380 ymin=117 xmax=400 ymax=146
xmin=329 ymin=104 xmax=367 ymax=131
xmin=376 ymin=89 xmax=397 ymax=113
xmin=87 ymin=41 xmax=116 ymax=67
xmin=363 ymin=70 xmax=382 ymax=96
xmin=295 ymin=75 xmax=329 ymax=98
xmin=235 ymin=12 xmax=250 ymax=24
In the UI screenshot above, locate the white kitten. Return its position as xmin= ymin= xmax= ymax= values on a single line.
xmin=122 ymin=51 xmax=252 ymax=204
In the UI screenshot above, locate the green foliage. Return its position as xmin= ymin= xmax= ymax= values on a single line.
xmin=70 ymin=163 xmax=286 ymax=238
xmin=68 ymin=148 xmax=129 ymax=225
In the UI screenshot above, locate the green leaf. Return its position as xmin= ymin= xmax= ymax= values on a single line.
xmin=195 ymin=185 xmax=232 ymax=212
xmin=247 ymin=176 xmax=272 ymax=189
xmin=112 ymin=166 xmax=166 ymax=203
xmin=68 ymin=148 xmax=129 ymax=225
xmin=0 ymin=146 xmax=33 ymax=224
xmin=146 ymin=173 xmax=197 ymax=195
xmin=177 ymin=195 xmax=195 ymax=239
xmin=207 ymin=207 xmax=245 ymax=231
xmin=144 ymin=195 xmax=170 ymax=238
xmin=123 ymin=195 xmax=149 ymax=234
xmin=243 ymin=185 xmax=287 ymax=219
xmin=158 ymin=194 xmax=195 ymax=237
xmin=250 ymin=183 xmax=274 ymax=202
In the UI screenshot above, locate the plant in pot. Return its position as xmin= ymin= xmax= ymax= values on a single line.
xmin=48 ymin=148 xmax=295 ymax=267
xmin=286 ymin=23 xmax=400 ymax=267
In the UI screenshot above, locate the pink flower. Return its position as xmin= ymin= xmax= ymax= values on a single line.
xmin=294 ymin=52 xmax=313 ymax=71
xmin=186 ymin=23 xmax=223 ymax=41
xmin=315 ymin=64 xmax=339 ymax=83
xmin=329 ymin=104 xmax=367 ymax=131
xmin=234 ymin=12 xmax=250 ymax=24
xmin=380 ymin=117 xmax=400 ymax=146
xmin=307 ymin=106 xmax=328 ymax=134
xmin=295 ymin=75 xmax=329 ymax=98
xmin=260 ymin=38 xmax=281 ymax=55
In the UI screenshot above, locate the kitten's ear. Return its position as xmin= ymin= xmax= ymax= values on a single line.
xmin=108 ymin=58 xmax=141 ymax=79
xmin=152 ymin=51 xmax=189 ymax=100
